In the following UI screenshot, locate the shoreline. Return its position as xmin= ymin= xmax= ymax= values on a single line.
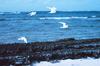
xmin=0 ymin=38 xmax=100 ymax=65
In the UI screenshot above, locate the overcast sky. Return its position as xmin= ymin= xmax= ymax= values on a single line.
xmin=0 ymin=0 xmax=99 ymax=12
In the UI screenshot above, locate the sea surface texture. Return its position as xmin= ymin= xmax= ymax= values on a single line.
xmin=0 ymin=11 xmax=100 ymax=43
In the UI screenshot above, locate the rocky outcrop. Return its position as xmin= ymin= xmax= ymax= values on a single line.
xmin=0 ymin=38 xmax=100 ymax=65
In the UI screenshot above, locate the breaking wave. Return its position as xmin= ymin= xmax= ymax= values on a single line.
xmin=39 ymin=17 xmax=88 ymax=20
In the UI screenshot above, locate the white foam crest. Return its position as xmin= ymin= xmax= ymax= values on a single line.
xmin=39 ymin=17 xmax=70 ymax=20
xmin=39 ymin=16 xmax=88 ymax=20
xmin=33 ymin=58 xmax=100 ymax=66
xmin=71 ymin=16 xmax=88 ymax=19
xmin=91 ymin=16 xmax=96 ymax=18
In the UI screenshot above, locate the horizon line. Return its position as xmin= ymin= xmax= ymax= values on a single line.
xmin=0 ymin=10 xmax=100 ymax=12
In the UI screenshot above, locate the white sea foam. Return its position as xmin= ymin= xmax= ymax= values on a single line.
xmin=91 ymin=16 xmax=96 ymax=18
xmin=33 ymin=58 xmax=100 ymax=66
xmin=39 ymin=17 xmax=88 ymax=20
xmin=71 ymin=16 xmax=88 ymax=19
xmin=39 ymin=17 xmax=70 ymax=20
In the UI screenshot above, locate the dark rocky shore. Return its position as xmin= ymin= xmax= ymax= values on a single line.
xmin=0 ymin=38 xmax=100 ymax=65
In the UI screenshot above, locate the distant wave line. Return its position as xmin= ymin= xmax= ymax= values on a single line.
xmin=0 ymin=16 xmax=99 ymax=21
xmin=39 ymin=16 xmax=88 ymax=20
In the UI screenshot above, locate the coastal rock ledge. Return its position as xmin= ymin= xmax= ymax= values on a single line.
xmin=0 ymin=38 xmax=100 ymax=65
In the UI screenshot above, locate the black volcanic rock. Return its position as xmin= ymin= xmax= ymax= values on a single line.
xmin=0 ymin=38 xmax=100 ymax=65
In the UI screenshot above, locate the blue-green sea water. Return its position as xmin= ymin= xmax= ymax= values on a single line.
xmin=0 ymin=11 xmax=100 ymax=43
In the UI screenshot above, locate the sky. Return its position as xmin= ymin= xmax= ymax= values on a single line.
xmin=0 ymin=0 xmax=100 ymax=12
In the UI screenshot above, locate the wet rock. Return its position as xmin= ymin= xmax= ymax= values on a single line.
xmin=0 ymin=38 xmax=100 ymax=64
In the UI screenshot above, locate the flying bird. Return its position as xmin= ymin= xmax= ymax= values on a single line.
xmin=18 ymin=36 xmax=28 ymax=43
xmin=59 ymin=22 xmax=68 ymax=29
xmin=29 ymin=11 xmax=37 ymax=16
xmin=47 ymin=6 xmax=57 ymax=14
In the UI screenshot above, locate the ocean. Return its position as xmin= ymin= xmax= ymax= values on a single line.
xmin=0 ymin=11 xmax=100 ymax=43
